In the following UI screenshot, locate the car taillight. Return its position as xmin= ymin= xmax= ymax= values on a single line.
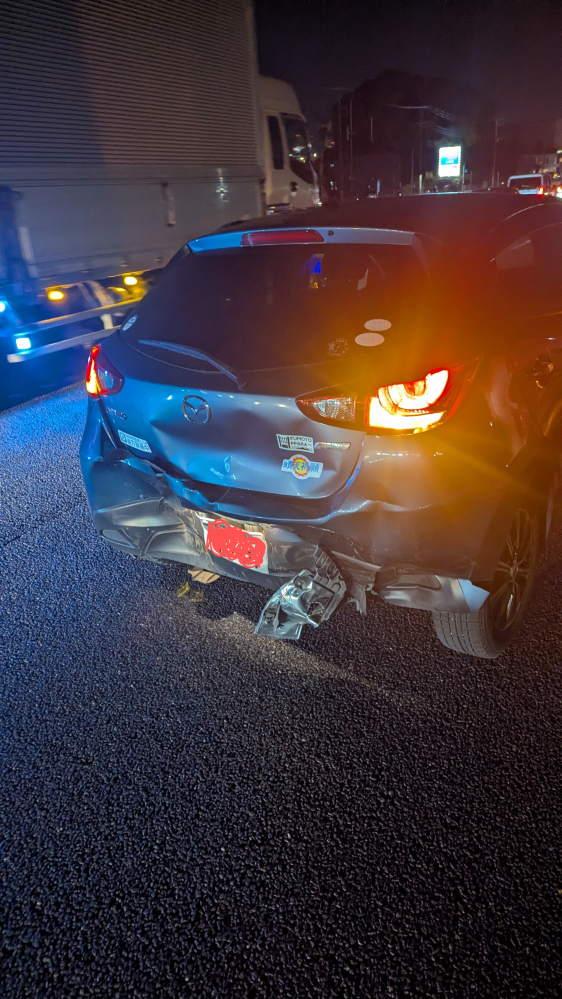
xmin=300 ymin=394 xmax=357 ymax=423
xmin=297 ymin=363 xmax=475 ymax=435
xmin=538 ymin=187 xmax=544 ymax=195
xmin=368 ymin=369 xmax=449 ymax=431
xmin=85 ymin=344 xmax=124 ymax=396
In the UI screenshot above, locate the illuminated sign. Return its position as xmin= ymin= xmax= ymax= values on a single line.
xmin=438 ymin=145 xmax=462 ymax=178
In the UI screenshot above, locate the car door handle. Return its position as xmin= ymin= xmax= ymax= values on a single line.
xmin=526 ymin=355 xmax=554 ymax=386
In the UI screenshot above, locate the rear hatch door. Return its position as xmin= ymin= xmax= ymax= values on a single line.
xmin=115 ymin=229 xmax=438 ymax=499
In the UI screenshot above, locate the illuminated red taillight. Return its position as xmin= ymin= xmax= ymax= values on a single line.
xmin=367 ymin=369 xmax=450 ymax=431
xmin=538 ymin=187 xmax=544 ymax=195
xmin=241 ymin=229 xmax=324 ymax=246
xmin=297 ymin=363 xmax=476 ymax=435
xmin=85 ymin=344 xmax=124 ymax=396
xmin=85 ymin=345 xmax=100 ymax=395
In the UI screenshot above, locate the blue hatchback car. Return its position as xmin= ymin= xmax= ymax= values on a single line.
xmin=80 ymin=194 xmax=562 ymax=658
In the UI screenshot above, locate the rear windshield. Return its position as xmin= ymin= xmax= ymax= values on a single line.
xmin=509 ymin=176 xmax=542 ymax=189
xmin=124 ymin=242 xmax=431 ymax=370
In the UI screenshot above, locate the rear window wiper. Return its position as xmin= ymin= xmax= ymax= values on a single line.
xmin=138 ymin=340 xmax=245 ymax=390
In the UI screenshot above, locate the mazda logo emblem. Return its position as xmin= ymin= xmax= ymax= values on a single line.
xmin=182 ymin=395 xmax=211 ymax=425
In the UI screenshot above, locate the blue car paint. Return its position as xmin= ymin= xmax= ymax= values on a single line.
xmin=79 ymin=198 xmax=560 ymax=628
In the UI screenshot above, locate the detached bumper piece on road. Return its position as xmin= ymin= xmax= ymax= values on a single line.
xmin=255 ymin=549 xmax=346 ymax=639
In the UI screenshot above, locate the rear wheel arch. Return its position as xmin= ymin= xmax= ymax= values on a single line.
xmin=471 ymin=438 xmax=556 ymax=585
xmin=433 ymin=500 xmax=541 ymax=658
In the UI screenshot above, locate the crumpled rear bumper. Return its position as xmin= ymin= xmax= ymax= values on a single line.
xmin=86 ymin=457 xmax=489 ymax=616
xmin=94 ymin=493 xmax=319 ymax=591
xmin=95 ymin=492 xmax=489 ymax=621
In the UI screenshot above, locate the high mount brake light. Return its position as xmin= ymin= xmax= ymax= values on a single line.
xmin=241 ymin=229 xmax=324 ymax=246
xmin=297 ymin=365 xmax=472 ymax=435
xmin=86 ymin=344 xmax=124 ymax=397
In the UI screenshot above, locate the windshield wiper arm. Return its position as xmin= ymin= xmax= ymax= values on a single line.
xmin=138 ymin=341 xmax=245 ymax=389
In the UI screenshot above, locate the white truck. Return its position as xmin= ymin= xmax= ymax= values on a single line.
xmin=0 ymin=0 xmax=318 ymax=401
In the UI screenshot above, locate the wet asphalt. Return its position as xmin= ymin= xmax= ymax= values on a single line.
xmin=1 ymin=384 xmax=562 ymax=999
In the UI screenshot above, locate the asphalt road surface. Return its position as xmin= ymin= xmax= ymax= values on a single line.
xmin=1 ymin=385 xmax=562 ymax=999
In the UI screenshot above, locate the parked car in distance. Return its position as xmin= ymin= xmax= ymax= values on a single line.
xmin=81 ymin=193 xmax=562 ymax=658
xmin=507 ymin=173 xmax=556 ymax=196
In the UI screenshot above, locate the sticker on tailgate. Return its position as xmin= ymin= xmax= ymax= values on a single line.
xmin=118 ymin=430 xmax=151 ymax=453
xmin=281 ymin=454 xmax=323 ymax=479
xmin=277 ymin=434 xmax=314 ymax=453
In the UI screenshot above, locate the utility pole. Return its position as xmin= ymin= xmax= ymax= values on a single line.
xmin=419 ymin=106 xmax=423 ymax=194
xmin=348 ymin=94 xmax=354 ymax=195
xmin=383 ymin=102 xmax=454 ymax=195
xmin=338 ymin=98 xmax=344 ymax=198
xmin=324 ymin=86 xmax=352 ymax=200
xmin=492 ymin=117 xmax=505 ymax=187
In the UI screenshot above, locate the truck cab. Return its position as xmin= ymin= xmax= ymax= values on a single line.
xmin=259 ymin=76 xmax=320 ymax=213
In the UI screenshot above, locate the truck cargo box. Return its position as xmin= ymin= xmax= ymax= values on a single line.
xmin=0 ymin=0 xmax=262 ymax=287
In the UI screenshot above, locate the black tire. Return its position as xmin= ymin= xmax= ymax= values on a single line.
xmin=432 ymin=505 xmax=540 ymax=658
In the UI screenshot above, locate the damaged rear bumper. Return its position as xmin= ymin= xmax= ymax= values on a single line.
xmin=80 ymin=404 xmax=490 ymax=637
xmin=92 ymin=484 xmax=489 ymax=634
xmin=94 ymin=493 xmax=319 ymax=591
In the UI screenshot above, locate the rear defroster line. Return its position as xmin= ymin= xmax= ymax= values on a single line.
xmin=254 ymin=549 xmax=347 ymax=640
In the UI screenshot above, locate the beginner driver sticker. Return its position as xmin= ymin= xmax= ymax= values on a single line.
xmin=281 ymin=454 xmax=323 ymax=479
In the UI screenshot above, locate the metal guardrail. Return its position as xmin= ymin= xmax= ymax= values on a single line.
xmin=7 ymin=324 xmax=119 ymax=363
xmin=5 ymin=298 xmax=143 ymax=364
xmin=12 ymin=299 xmax=143 ymax=331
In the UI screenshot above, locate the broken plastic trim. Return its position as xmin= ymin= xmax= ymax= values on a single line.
xmin=255 ymin=549 xmax=346 ymax=640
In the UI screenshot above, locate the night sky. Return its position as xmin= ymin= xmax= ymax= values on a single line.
xmin=254 ymin=0 xmax=562 ymax=132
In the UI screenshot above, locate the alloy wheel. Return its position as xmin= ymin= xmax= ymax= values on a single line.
xmin=490 ymin=508 xmax=534 ymax=632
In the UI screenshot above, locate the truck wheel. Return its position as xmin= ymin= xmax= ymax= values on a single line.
xmin=432 ymin=505 xmax=540 ymax=658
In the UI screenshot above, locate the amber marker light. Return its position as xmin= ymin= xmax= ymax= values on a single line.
xmin=48 ymin=289 xmax=65 ymax=301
